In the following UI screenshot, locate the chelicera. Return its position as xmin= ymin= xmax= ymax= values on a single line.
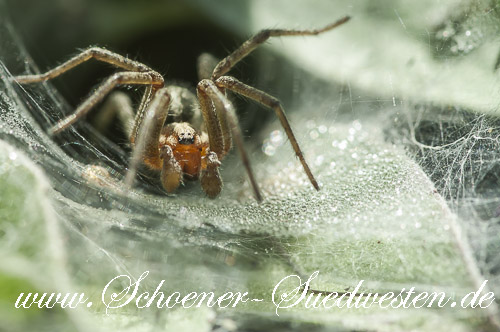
xmin=15 ymin=16 xmax=350 ymax=201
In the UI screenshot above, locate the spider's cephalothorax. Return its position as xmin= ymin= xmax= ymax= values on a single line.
xmin=157 ymin=121 xmax=221 ymax=198
xmin=14 ymin=16 xmax=350 ymax=201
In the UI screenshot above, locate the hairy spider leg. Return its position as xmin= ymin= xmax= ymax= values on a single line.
xmin=216 ymin=76 xmax=319 ymax=190
xmin=211 ymin=16 xmax=351 ymax=80
xmin=197 ymin=79 xmax=262 ymax=201
xmin=206 ymin=16 xmax=351 ymax=192
xmin=125 ymin=87 xmax=176 ymax=190
xmin=14 ymin=47 xmax=164 ymax=135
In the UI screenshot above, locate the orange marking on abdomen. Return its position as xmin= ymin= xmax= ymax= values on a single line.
xmin=172 ymin=144 xmax=202 ymax=179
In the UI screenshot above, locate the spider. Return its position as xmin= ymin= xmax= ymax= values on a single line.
xmin=14 ymin=16 xmax=350 ymax=201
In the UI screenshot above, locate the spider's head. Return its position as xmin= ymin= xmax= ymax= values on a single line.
xmin=173 ymin=122 xmax=197 ymax=145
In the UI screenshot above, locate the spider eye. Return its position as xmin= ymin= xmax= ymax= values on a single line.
xmin=178 ymin=131 xmax=195 ymax=145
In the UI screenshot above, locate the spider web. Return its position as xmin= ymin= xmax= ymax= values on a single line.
xmin=391 ymin=104 xmax=500 ymax=291
xmin=1 ymin=1 xmax=500 ymax=331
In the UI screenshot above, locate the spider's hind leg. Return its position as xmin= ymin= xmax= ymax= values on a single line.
xmin=93 ymin=91 xmax=135 ymax=138
xmin=197 ymin=53 xmax=219 ymax=80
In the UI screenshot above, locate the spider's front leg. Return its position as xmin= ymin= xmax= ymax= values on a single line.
xmin=196 ymin=79 xmax=225 ymax=198
xmin=215 ymin=76 xmax=319 ymax=191
xmin=14 ymin=47 xmax=164 ymax=135
xmin=124 ymin=87 xmax=172 ymax=188
xmin=197 ymin=79 xmax=263 ymax=201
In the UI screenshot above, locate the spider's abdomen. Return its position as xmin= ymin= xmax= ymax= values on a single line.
xmin=172 ymin=144 xmax=202 ymax=180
